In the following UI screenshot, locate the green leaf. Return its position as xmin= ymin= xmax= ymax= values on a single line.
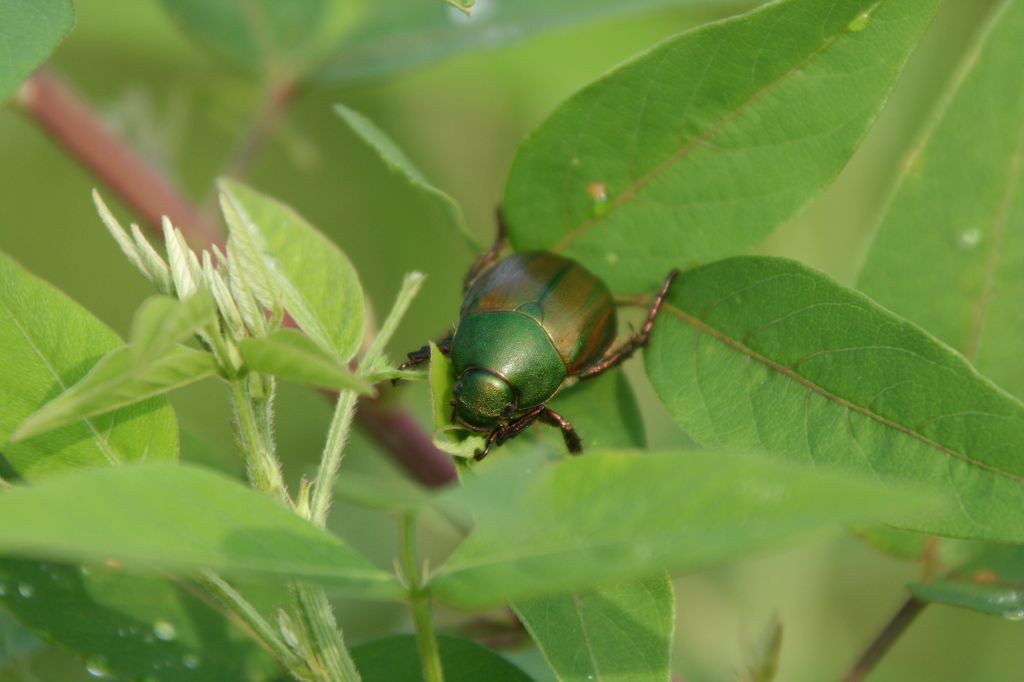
xmin=220 ymin=179 xmax=365 ymax=362
xmin=129 ymin=292 xmax=216 ymax=366
xmin=429 ymin=449 xmax=924 ymax=610
xmin=158 ymin=0 xmax=362 ymax=76
xmin=13 ymin=345 xmax=218 ymax=443
xmin=351 ymin=634 xmax=534 ymax=682
xmin=316 ymin=0 xmax=719 ymax=83
xmin=0 ymin=462 xmax=404 ymax=601
xmin=239 ymin=329 xmax=373 ymax=393
xmin=857 ymin=0 xmax=1024 ymax=400
xmin=0 ymin=0 xmax=74 ymax=103
xmin=513 ymin=575 xmax=673 ymax=682
xmin=0 ymin=558 xmax=280 ymax=681
xmin=645 ymin=256 xmax=1024 ymax=541
xmin=509 ymin=360 xmax=659 ymax=682
xmin=336 ymin=106 xmax=479 ymax=253
xmin=503 ymin=0 xmax=940 ymax=293
xmin=910 ymin=543 xmax=1024 ymax=619
xmin=0 ymin=251 xmax=177 ymax=480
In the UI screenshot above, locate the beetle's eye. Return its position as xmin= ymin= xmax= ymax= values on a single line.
xmin=453 ymin=380 xmax=462 ymax=396
xmin=500 ymin=403 xmax=515 ymax=419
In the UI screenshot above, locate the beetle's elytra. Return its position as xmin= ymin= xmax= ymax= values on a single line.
xmin=400 ymin=215 xmax=678 ymax=460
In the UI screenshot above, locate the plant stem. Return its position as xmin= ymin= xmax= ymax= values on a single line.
xmin=196 ymin=570 xmax=314 ymax=680
xmin=291 ymin=581 xmax=363 ymax=682
xmin=310 ymin=389 xmax=358 ymax=527
xmin=401 ymin=511 xmax=444 ymax=682
xmin=229 ymin=377 xmax=289 ymax=505
xmin=839 ymin=596 xmax=928 ymax=682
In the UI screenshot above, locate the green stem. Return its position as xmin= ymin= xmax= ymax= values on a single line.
xmin=310 ymin=389 xmax=358 ymax=527
xmin=401 ymin=511 xmax=444 ymax=682
xmin=229 ymin=377 xmax=289 ymax=505
xmin=196 ymin=570 xmax=313 ymax=680
xmin=291 ymin=582 xmax=362 ymax=682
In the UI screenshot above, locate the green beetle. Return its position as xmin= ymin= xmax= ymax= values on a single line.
xmin=401 ymin=220 xmax=677 ymax=460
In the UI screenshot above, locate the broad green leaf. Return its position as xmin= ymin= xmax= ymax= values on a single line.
xmin=0 ymin=251 xmax=177 ymax=480
xmin=503 ymin=0 xmax=940 ymax=293
xmin=0 ymin=558 xmax=280 ymax=681
xmin=513 ymin=575 xmax=673 ymax=682
xmin=351 ymin=634 xmax=534 ymax=682
xmin=0 ymin=0 xmax=74 ymax=103
xmin=12 ymin=345 xmax=218 ymax=443
xmin=239 ymin=329 xmax=373 ymax=393
xmin=0 ymin=463 xmax=403 ymax=601
xmin=646 ymin=256 xmax=1024 ymax=541
xmin=429 ymin=449 xmax=923 ymax=610
xmin=508 ymin=354 xmax=663 ymax=682
xmin=858 ymin=0 xmax=1024 ymax=400
xmin=315 ymin=0 xmax=732 ymax=83
xmin=220 ymin=179 xmax=365 ymax=362
xmin=336 ymin=105 xmax=478 ymax=252
xmin=129 ymin=292 xmax=216 ymax=366
xmin=158 ymin=0 xmax=362 ymax=76
xmin=909 ymin=543 xmax=1024 ymax=619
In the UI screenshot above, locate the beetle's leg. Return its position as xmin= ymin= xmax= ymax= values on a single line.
xmin=392 ymin=332 xmax=454 ymax=385
xmin=540 ymin=408 xmax=582 ymax=454
xmin=578 ymin=269 xmax=680 ymax=380
xmin=474 ymin=405 xmax=546 ymax=461
xmin=463 ymin=206 xmax=509 ymax=294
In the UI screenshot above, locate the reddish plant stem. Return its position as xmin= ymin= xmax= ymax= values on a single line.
xmin=16 ymin=68 xmax=222 ymax=248
xmin=840 ymin=596 xmax=928 ymax=682
xmin=16 ymin=66 xmax=457 ymax=489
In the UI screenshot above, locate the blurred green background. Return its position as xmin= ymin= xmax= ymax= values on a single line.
xmin=2 ymin=0 xmax=1022 ymax=680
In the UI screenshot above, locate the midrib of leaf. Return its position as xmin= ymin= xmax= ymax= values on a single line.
xmin=0 ymin=298 xmax=122 ymax=466
xmin=572 ymin=592 xmax=604 ymax=681
xmin=964 ymin=101 xmax=1024 ymax=363
xmin=551 ymin=0 xmax=886 ymax=254
xmin=664 ymin=303 xmax=1024 ymax=484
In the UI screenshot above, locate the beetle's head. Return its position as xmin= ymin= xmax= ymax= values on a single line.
xmin=452 ymin=369 xmax=516 ymax=430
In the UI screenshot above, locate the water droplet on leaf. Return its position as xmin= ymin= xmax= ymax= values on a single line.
xmin=1004 ymin=608 xmax=1024 ymax=621
xmin=153 ymin=620 xmax=177 ymax=641
xmin=18 ymin=583 xmax=34 ymax=598
xmin=183 ymin=654 xmax=200 ymax=669
xmin=958 ymin=228 xmax=982 ymax=249
xmin=85 ymin=656 xmax=109 ymax=677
